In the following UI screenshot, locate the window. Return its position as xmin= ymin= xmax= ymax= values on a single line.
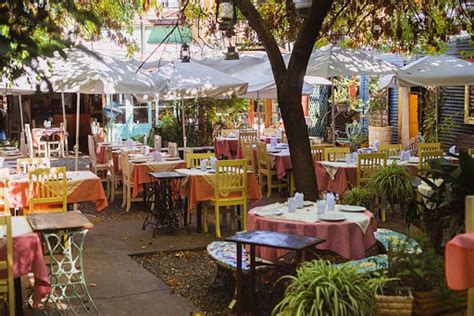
xmin=464 ymin=86 xmax=474 ymax=124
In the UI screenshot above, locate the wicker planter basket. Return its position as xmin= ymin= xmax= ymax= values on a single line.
xmin=376 ymin=292 xmax=414 ymax=315
xmin=413 ymin=290 xmax=467 ymax=315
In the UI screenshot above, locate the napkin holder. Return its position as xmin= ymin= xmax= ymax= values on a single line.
xmin=210 ymin=157 xmax=217 ymax=170
xmin=152 ymin=151 xmax=162 ymax=162
xmin=270 ymin=137 xmax=278 ymax=148
xmin=294 ymin=192 xmax=304 ymax=208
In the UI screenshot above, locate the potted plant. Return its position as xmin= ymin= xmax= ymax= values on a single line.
xmin=272 ymin=260 xmax=388 ymax=316
xmin=368 ymin=88 xmax=392 ymax=146
xmin=342 ymin=187 xmax=375 ymax=210
xmin=367 ymin=163 xmax=414 ymax=216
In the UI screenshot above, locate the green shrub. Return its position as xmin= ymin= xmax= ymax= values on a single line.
xmin=342 ymin=187 xmax=375 ymax=209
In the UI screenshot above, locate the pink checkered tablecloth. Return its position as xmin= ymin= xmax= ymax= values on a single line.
xmin=445 ymin=233 xmax=474 ymax=291
xmin=31 ymin=128 xmax=65 ymax=147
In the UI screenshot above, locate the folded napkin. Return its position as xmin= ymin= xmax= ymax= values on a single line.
xmin=320 ymin=161 xmax=352 ymax=180
xmin=449 ymin=145 xmax=456 ymax=154
xmin=334 ymin=211 xmax=371 ymax=234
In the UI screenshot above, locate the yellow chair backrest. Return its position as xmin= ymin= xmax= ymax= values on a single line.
xmin=28 ymin=167 xmax=67 ymax=213
xmin=263 ymin=128 xmax=280 ymax=137
xmin=357 ymin=153 xmax=388 ymax=186
xmin=119 ymin=153 xmax=133 ymax=185
xmin=323 ymin=147 xmax=350 ymax=161
xmin=238 ymin=129 xmax=257 ymax=145
xmin=0 ymin=168 xmax=10 ymax=211
xmin=0 ymin=214 xmax=14 ymax=315
xmin=215 ymin=159 xmax=247 ymax=200
xmin=220 ymin=129 xmax=237 ymax=137
xmin=241 ymin=139 xmax=256 ymax=172
xmin=17 ymin=157 xmax=50 ymax=174
xmin=379 ymin=144 xmax=403 ymax=157
xmin=468 ymin=149 xmax=474 ymax=157
xmin=186 ymin=152 xmax=214 ymax=168
xmin=255 ymin=141 xmax=271 ymax=171
xmin=418 ymin=143 xmax=441 ymax=156
xmin=419 ymin=150 xmax=443 ymax=171
xmin=311 ymin=144 xmax=332 ymax=162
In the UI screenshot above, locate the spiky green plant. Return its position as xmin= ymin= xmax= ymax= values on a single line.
xmin=272 ymin=260 xmax=388 ymax=316
xmin=342 ymin=187 xmax=375 ymax=209
xmin=367 ymin=163 xmax=414 ymax=211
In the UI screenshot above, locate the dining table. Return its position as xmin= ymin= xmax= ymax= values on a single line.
xmin=214 ymin=137 xmax=239 ymax=159
xmin=247 ymin=203 xmax=377 ymax=261
xmin=31 ymin=127 xmax=65 ymax=147
xmin=0 ymin=216 xmax=51 ymax=314
xmin=6 ymin=170 xmax=108 ymax=211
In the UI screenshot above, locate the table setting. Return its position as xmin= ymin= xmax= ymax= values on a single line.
xmin=247 ymin=192 xmax=377 ymax=260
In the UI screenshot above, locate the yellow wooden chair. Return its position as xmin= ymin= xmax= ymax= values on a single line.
xmin=241 ymin=140 xmax=256 ymax=173
xmin=17 ymin=157 xmax=51 ymax=174
xmin=186 ymin=152 xmax=215 ymax=168
xmin=419 ymin=150 xmax=443 ymax=171
xmin=263 ymin=128 xmax=280 ymax=137
xmin=379 ymin=144 xmax=403 ymax=157
xmin=238 ymin=129 xmax=257 ymax=145
xmin=468 ymin=148 xmax=474 ymax=157
xmin=311 ymin=144 xmax=332 ymax=162
xmin=120 ymin=153 xmax=142 ymax=212
xmin=0 ymin=168 xmax=10 ymax=212
xmin=256 ymin=141 xmax=287 ymax=197
xmin=203 ymin=159 xmax=247 ymax=238
xmin=0 ymin=214 xmax=15 ymax=315
xmin=28 ymin=167 xmax=67 ymax=214
xmin=357 ymin=153 xmax=388 ymax=187
xmin=418 ymin=143 xmax=441 ymax=155
xmin=88 ymin=135 xmax=111 ymax=199
xmin=220 ymin=129 xmax=237 ymax=137
xmin=323 ymin=147 xmax=350 ymax=161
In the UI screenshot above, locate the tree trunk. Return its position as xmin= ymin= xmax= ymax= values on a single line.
xmin=278 ymin=81 xmax=319 ymax=201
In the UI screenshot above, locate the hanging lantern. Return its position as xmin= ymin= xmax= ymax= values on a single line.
xmin=180 ymin=43 xmax=190 ymax=63
xmin=224 ymin=46 xmax=239 ymax=60
xmin=293 ymin=0 xmax=312 ymax=18
xmin=216 ymin=0 xmax=236 ymax=31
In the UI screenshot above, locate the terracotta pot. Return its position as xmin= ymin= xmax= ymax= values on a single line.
xmin=376 ymin=292 xmax=414 ymax=316
xmin=413 ymin=290 xmax=467 ymax=315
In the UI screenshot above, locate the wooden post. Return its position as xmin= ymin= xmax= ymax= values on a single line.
xmin=398 ymin=87 xmax=410 ymax=147
xmin=466 ymin=196 xmax=474 ymax=316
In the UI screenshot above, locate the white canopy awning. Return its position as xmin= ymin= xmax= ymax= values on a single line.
xmin=379 ymin=55 xmax=474 ymax=88
xmin=306 ymin=44 xmax=396 ymax=78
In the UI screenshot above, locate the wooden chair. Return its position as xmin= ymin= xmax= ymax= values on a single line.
xmin=47 ymin=133 xmax=62 ymax=157
xmin=379 ymin=144 xmax=403 ymax=157
xmin=106 ymin=146 xmax=121 ymax=203
xmin=263 ymin=128 xmax=280 ymax=138
xmin=0 ymin=214 xmax=14 ymax=315
xmin=17 ymin=157 xmax=50 ymax=174
xmin=59 ymin=122 xmax=68 ymax=156
xmin=468 ymin=149 xmax=474 ymax=157
xmin=88 ymin=135 xmax=111 ymax=199
xmin=238 ymin=129 xmax=257 ymax=145
xmin=357 ymin=153 xmax=388 ymax=187
xmin=25 ymin=123 xmax=46 ymax=158
xmin=0 ymin=168 xmax=10 ymax=212
xmin=241 ymin=140 xmax=256 ymax=172
xmin=323 ymin=147 xmax=350 ymax=161
xmin=220 ymin=129 xmax=237 ymax=137
xmin=168 ymin=142 xmax=178 ymax=157
xmin=28 ymin=167 xmax=67 ymax=214
xmin=154 ymin=135 xmax=162 ymax=152
xmin=203 ymin=159 xmax=247 ymax=238
xmin=418 ymin=143 xmax=441 ymax=155
xmin=311 ymin=144 xmax=332 ymax=162
xmin=256 ymin=141 xmax=287 ymax=197
xmin=186 ymin=152 xmax=214 ymax=168
xmin=419 ymin=150 xmax=443 ymax=171
xmin=120 ymin=153 xmax=141 ymax=212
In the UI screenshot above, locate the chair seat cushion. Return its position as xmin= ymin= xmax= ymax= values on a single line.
xmin=340 ymin=254 xmax=388 ymax=273
xmin=207 ymin=241 xmax=270 ymax=272
xmin=374 ymin=228 xmax=421 ymax=254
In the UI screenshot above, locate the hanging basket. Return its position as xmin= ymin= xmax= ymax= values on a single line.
xmin=376 ymin=292 xmax=414 ymax=316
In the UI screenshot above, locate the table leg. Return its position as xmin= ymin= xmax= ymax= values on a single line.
xmin=236 ymin=242 xmax=242 ymax=315
xmin=143 ymin=183 xmax=148 ymax=209
xmin=295 ymin=250 xmax=303 ymax=266
xmin=249 ymin=244 xmax=256 ymax=315
xmin=14 ymin=277 xmax=23 ymax=316
xmin=196 ymin=203 xmax=202 ymax=233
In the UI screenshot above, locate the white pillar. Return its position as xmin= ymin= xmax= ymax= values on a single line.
xmin=74 ymin=93 xmax=81 ymax=171
xmin=18 ymin=95 xmax=24 ymax=132
xmin=399 ymin=87 xmax=410 ymax=147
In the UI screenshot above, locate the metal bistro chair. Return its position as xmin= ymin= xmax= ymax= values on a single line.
xmin=185 ymin=152 xmax=214 ymax=169
xmin=378 ymin=144 xmax=403 ymax=158
xmin=256 ymin=141 xmax=287 ymax=198
xmin=323 ymin=147 xmax=350 ymax=161
xmin=28 ymin=167 xmax=67 ymax=214
xmin=203 ymin=160 xmax=247 ymax=238
xmin=17 ymin=157 xmax=51 ymax=174
xmin=0 ymin=214 xmax=14 ymax=315
xmin=311 ymin=144 xmax=332 ymax=162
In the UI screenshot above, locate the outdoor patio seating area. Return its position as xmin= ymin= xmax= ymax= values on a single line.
xmin=0 ymin=1 xmax=473 ymax=315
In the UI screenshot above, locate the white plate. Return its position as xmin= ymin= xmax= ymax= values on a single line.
xmin=319 ymin=213 xmax=346 ymax=222
xmin=408 ymin=157 xmax=419 ymax=163
xmin=165 ymin=157 xmax=181 ymax=161
xmin=130 ymin=159 xmax=148 ymax=163
xmin=207 ymin=169 xmax=216 ymax=173
xmin=255 ymin=208 xmax=284 ymax=216
xmin=338 ymin=205 xmax=366 ymax=212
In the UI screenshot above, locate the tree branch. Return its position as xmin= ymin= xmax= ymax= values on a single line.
xmin=234 ymin=0 xmax=286 ymax=83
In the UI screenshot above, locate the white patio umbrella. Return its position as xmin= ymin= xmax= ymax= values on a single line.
xmin=142 ymin=60 xmax=248 ymax=147
xmin=6 ymin=47 xmax=167 ymax=169
xmin=306 ymin=44 xmax=397 ymax=144
xmin=378 ymin=55 xmax=474 ymax=141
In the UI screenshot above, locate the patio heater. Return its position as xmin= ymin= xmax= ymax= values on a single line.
xmin=180 ymin=43 xmax=191 ymax=63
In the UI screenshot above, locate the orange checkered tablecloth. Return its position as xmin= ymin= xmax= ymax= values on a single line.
xmin=131 ymin=160 xmax=186 ymax=197
xmin=445 ymin=233 xmax=474 ymax=291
